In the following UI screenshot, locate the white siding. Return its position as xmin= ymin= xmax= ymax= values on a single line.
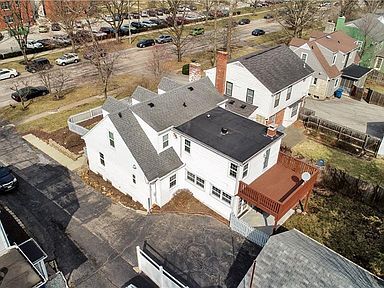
xmin=83 ymin=117 xmax=152 ymax=210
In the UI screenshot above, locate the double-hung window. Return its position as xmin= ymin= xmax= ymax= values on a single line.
xmin=225 ymin=81 xmax=233 ymax=96
xmin=109 ymin=131 xmax=115 ymax=147
xmin=246 ymin=88 xmax=254 ymax=104
xmin=169 ymin=174 xmax=176 ymax=188
xmin=263 ymin=148 xmax=270 ymax=169
xmin=211 ymin=185 xmax=232 ymax=205
xmin=286 ymin=86 xmax=292 ymax=100
xmin=229 ymin=163 xmax=238 ymax=178
xmin=132 ymin=174 xmax=136 ymax=184
xmin=242 ymin=163 xmax=249 ymax=178
xmin=274 ymin=92 xmax=281 ymax=108
xmin=184 ymin=139 xmax=191 ymax=153
xmin=291 ymin=103 xmax=299 ymax=117
xmin=313 ymin=78 xmax=318 ymax=85
xmin=301 ymin=53 xmax=308 ymax=63
xmin=196 ymin=176 xmax=205 ymax=189
xmin=99 ymin=152 xmax=105 ymax=166
xmin=186 ymin=171 xmax=205 ymax=189
xmin=375 ymin=57 xmax=383 ymax=70
xmin=162 ymin=133 xmax=169 ymax=149
xmin=187 ymin=171 xmax=195 ymax=182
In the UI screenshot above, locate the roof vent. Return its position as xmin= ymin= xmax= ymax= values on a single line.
xmin=183 ymin=102 xmax=187 ymax=107
xmin=240 ymin=104 xmax=246 ymax=109
xmin=148 ymin=102 xmax=155 ymax=108
xmin=229 ymin=100 xmax=235 ymax=105
xmin=206 ymin=114 xmax=211 ymax=118
xmin=118 ymin=112 xmax=122 ymax=118
xmin=326 ymin=35 xmax=331 ymax=39
xmin=188 ymin=86 xmax=194 ymax=91
xmin=221 ymin=127 xmax=229 ymax=135
xmin=337 ymin=40 xmax=340 ymax=43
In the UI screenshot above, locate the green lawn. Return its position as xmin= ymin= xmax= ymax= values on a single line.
xmin=283 ymin=191 xmax=384 ymax=278
xmin=292 ymin=139 xmax=384 ymax=185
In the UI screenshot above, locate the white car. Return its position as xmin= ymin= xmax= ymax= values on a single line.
xmin=0 ymin=68 xmax=18 ymax=80
xmin=141 ymin=20 xmax=157 ymax=27
xmin=55 ymin=53 xmax=80 ymax=66
xmin=26 ymin=40 xmax=43 ymax=49
xmin=141 ymin=11 xmax=149 ymax=17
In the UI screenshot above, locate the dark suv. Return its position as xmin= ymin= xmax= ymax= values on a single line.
xmin=25 ymin=58 xmax=52 ymax=73
xmin=137 ymin=39 xmax=155 ymax=48
xmin=0 ymin=166 xmax=18 ymax=192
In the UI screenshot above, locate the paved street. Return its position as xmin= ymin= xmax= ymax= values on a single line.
xmin=0 ymin=18 xmax=282 ymax=108
xmin=0 ymin=120 xmax=261 ymax=288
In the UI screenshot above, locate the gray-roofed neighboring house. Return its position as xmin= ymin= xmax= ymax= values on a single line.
xmin=108 ymin=109 xmax=183 ymax=181
xmin=158 ymin=77 xmax=183 ymax=93
xmin=132 ymin=77 xmax=225 ymax=132
xmin=102 ymin=96 xmax=130 ymax=114
xmin=234 ymin=45 xmax=314 ymax=94
xmin=239 ymin=229 xmax=384 ymax=288
xmin=131 ymin=86 xmax=157 ymax=103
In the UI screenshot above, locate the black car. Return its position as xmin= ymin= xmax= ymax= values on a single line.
xmin=11 ymin=86 xmax=49 ymax=102
xmin=51 ymin=22 xmax=61 ymax=31
xmin=25 ymin=58 xmax=52 ymax=73
xmin=137 ymin=39 xmax=155 ymax=48
xmin=252 ymin=29 xmax=265 ymax=36
xmin=156 ymin=35 xmax=172 ymax=44
xmin=131 ymin=21 xmax=144 ymax=29
xmin=36 ymin=38 xmax=56 ymax=48
xmin=99 ymin=27 xmax=116 ymax=35
xmin=0 ymin=166 xmax=17 ymax=192
xmin=238 ymin=18 xmax=250 ymax=25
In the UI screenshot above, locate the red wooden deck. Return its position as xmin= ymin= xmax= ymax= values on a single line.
xmin=237 ymin=153 xmax=319 ymax=222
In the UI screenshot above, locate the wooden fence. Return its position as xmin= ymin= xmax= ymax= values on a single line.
xmin=300 ymin=109 xmax=382 ymax=156
xmin=364 ymin=89 xmax=384 ymax=107
xmin=368 ymin=69 xmax=384 ymax=85
xmin=229 ymin=213 xmax=269 ymax=247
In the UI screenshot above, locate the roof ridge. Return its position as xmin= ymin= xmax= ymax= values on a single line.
xmin=243 ymin=45 xmax=283 ymax=60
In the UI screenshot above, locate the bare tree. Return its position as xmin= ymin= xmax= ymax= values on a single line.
xmin=38 ymin=69 xmax=71 ymax=100
xmin=273 ymin=0 xmax=321 ymax=38
xmin=98 ymin=0 xmax=131 ymax=42
xmin=0 ymin=0 xmax=33 ymax=63
xmin=164 ymin=0 xmax=192 ymax=62
xmin=339 ymin=0 xmax=360 ymax=20
xmin=247 ymin=0 xmax=261 ymax=14
xmin=148 ymin=45 xmax=171 ymax=78
xmin=11 ymin=81 xmax=32 ymax=110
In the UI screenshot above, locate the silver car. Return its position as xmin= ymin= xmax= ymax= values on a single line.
xmin=55 ymin=53 xmax=80 ymax=66
xmin=0 ymin=68 xmax=18 ymax=80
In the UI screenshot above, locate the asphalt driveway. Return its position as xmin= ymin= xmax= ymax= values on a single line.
xmin=0 ymin=121 xmax=260 ymax=288
xmin=305 ymin=97 xmax=384 ymax=139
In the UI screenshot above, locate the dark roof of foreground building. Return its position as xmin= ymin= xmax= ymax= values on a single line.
xmin=108 ymin=109 xmax=183 ymax=181
xmin=0 ymin=247 xmax=45 ymax=288
xmin=158 ymin=77 xmax=184 ymax=92
xmin=131 ymin=77 xmax=225 ymax=132
xmin=234 ymin=45 xmax=314 ymax=94
xmin=176 ymin=107 xmax=283 ymax=163
xmin=244 ymin=229 xmax=384 ymax=288
xmin=342 ymin=64 xmax=371 ymax=80
xmin=225 ymin=98 xmax=258 ymax=118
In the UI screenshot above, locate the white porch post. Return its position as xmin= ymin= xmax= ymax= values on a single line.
xmin=136 ymin=246 xmax=142 ymax=272
xmin=232 ymin=195 xmax=241 ymax=218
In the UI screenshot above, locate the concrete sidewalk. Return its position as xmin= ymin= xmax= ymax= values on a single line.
xmin=22 ymin=134 xmax=85 ymax=171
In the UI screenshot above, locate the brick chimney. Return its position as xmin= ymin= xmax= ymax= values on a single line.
xmin=189 ymin=62 xmax=202 ymax=82
xmin=215 ymin=51 xmax=228 ymax=95
xmin=266 ymin=125 xmax=277 ymax=138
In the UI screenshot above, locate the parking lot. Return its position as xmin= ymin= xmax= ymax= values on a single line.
xmin=305 ymin=97 xmax=384 ymax=139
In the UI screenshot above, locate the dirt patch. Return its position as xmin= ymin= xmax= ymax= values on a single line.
xmin=80 ymin=170 xmax=145 ymax=211
xmin=28 ymin=115 xmax=102 ymax=155
xmin=152 ymin=190 xmax=228 ymax=225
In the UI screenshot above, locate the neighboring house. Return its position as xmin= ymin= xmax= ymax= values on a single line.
xmin=81 ymin=77 xmax=318 ymax=225
xmin=0 ymin=0 xmax=35 ymax=30
xmin=290 ymin=30 xmax=371 ymax=99
xmin=336 ymin=15 xmax=384 ymax=71
xmin=374 ymin=48 xmax=384 ymax=72
xmin=205 ymin=45 xmax=314 ymax=128
xmin=238 ymin=229 xmax=384 ymax=288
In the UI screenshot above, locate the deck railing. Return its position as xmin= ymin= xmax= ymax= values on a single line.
xmin=238 ymin=152 xmax=319 ymax=222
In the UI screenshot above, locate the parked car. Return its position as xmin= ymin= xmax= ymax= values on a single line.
xmin=252 ymin=28 xmax=265 ymax=36
xmin=156 ymin=35 xmax=172 ymax=44
xmin=39 ymin=25 xmax=49 ymax=33
xmin=190 ymin=27 xmax=204 ymax=36
xmin=93 ymin=30 xmax=108 ymax=39
xmin=73 ymin=30 xmax=93 ymax=43
xmin=26 ymin=40 xmax=43 ymax=49
xmin=238 ymin=18 xmax=250 ymax=25
xmin=264 ymin=14 xmax=273 ymax=19
xmin=83 ymin=48 xmax=106 ymax=60
xmin=0 ymin=68 xmax=18 ymax=80
xmin=142 ymin=20 xmax=157 ymax=27
xmin=25 ymin=58 xmax=52 ymax=73
xmin=36 ymin=38 xmax=55 ymax=47
xmin=55 ymin=53 xmax=80 ymax=66
xmin=99 ymin=27 xmax=116 ymax=35
xmin=156 ymin=9 xmax=164 ymax=16
xmin=119 ymin=25 xmax=138 ymax=35
xmin=51 ymin=22 xmax=61 ymax=31
xmin=131 ymin=21 xmax=144 ymax=29
xmin=136 ymin=39 xmax=155 ymax=48
xmin=52 ymin=35 xmax=71 ymax=46
xmin=148 ymin=10 xmax=157 ymax=17
xmin=0 ymin=166 xmax=18 ymax=192
xmin=11 ymin=86 xmax=49 ymax=102
xmin=131 ymin=12 xmax=140 ymax=19
xmin=141 ymin=10 xmax=149 ymax=17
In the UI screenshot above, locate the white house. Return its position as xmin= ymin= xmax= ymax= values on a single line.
xmin=82 ymin=77 xmax=318 ymax=226
xmin=205 ymin=45 xmax=314 ymax=128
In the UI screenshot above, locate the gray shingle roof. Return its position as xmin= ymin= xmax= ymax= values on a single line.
xmin=131 ymin=86 xmax=157 ymax=102
xmin=225 ymin=98 xmax=257 ymax=118
xmin=102 ymin=96 xmax=128 ymax=113
xmin=131 ymin=77 xmax=225 ymax=132
xmin=158 ymin=77 xmax=183 ymax=92
xmin=108 ymin=109 xmax=182 ymax=181
xmin=234 ymin=45 xmax=314 ymax=94
xmin=247 ymin=229 xmax=384 ymax=288
xmin=349 ymin=14 xmax=384 ymax=43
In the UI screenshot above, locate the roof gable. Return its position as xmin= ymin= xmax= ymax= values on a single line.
xmin=310 ymin=30 xmax=357 ymax=53
xmin=131 ymin=86 xmax=157 ymax=102
xmin=234 ymin=45 xmax=314 ymax=93
xmin=158 ymin=77 xmax=183 ymax=92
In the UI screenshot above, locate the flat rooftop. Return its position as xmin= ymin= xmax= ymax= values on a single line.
xmin=176 ymin=107 xmax=283 ymax=163
xmin=0 ymin=247 xmax=44 ymax=288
